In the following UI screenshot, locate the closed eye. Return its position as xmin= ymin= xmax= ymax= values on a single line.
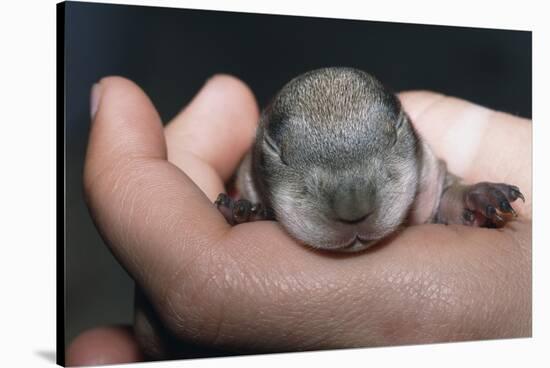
xmin=391 ymin=112 xmax=406 ymax=147
xmin=395 ymin=111 xmax=406 ymax=130
xmin=264 ymin=135 xmax=289 ymax=166
xmin=264 ymin=135 xmax=280 ymax=154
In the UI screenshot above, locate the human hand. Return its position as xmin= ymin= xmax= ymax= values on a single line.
xmin=68 ymin=75 xmax=531 ymax=365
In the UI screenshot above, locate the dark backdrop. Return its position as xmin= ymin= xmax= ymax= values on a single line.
xmin=63 ymin=1 xmax=532 ymax=347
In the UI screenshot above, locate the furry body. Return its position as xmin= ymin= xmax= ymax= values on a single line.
xmin=216 ymin=68 xmax=523 ymax=252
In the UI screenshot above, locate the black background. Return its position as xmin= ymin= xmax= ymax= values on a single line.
xmin=63 ymin=1 xmax=532 ymax=347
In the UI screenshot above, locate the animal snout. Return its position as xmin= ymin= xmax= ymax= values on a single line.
xmin=331 ymin=183 xmax=375 ymax=224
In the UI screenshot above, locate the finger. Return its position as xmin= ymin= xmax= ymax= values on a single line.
xmin=150 ymin=91 xmax=530 ymax=351
xmin=65 ymin=326 xmax=144 ymax=366
xmin=84 ymin=76 xmax=229 ymax=301
xmin=134 ymin=288 xmax=227 ymax=359
xmin=398 ymin=91 xmax=531 ymax=202
xmin=164 ymin=75 xmax=259 ymax=199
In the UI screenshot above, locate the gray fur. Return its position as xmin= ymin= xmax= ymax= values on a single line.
xmin=237 ymin=67 xmax=445 ymax=252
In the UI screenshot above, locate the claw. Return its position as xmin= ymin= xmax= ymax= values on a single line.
xmin=486 ymin=205 xmax=504 ymax=223
xmin=215 ymin=193 xmax=231 ymax=207
xmin=499 ymin=200 xmax=517 ymax=217
xmin=462 ymin=209 xmax=475 ymax=224
xmin=233 ymin=200 xmax=251 ymax=223
xmin=509 ymin=187 xmax=525 ymax=202
xmin=486 ymin=205 xmax=496 ymax=218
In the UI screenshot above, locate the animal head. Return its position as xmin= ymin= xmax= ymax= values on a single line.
xmin=254 ymin=67 xmax=420 ymax=251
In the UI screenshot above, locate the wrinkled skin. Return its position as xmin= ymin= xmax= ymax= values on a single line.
xmin=69 ymin=75 xmax=531 ymax=365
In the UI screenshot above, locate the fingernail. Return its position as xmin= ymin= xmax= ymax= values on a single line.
xmin=90 ymin=82 xmax=102 ymax=120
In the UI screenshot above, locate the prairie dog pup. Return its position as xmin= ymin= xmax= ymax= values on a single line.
xmin=215 ymin=67 xmax=524 ymax=252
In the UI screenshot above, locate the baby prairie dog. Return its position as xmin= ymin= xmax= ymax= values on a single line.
xmin=215 ymin=67 xmax=524 ymax=252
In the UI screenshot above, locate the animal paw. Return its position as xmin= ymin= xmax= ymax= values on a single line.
xmin=461 ymin=182 xmax=524 ymax=227
xmin=214 ymin=193 xmax=275 ymax=225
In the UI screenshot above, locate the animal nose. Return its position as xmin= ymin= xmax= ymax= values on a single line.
xmin=336 ymin=212 xmax=372 ymax=224
xmin=331 ymin=183 xmax=375 ymax=224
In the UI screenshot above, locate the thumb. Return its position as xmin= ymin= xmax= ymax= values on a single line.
xmin=83 ymin=76 xmax=229 ymax=304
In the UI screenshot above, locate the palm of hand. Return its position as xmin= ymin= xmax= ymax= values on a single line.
xmin=82 ymin=75 xmax=531 ymax=358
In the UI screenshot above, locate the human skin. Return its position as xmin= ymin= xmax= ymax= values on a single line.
xmin=69 ymin=74 xmax=531 ymax=365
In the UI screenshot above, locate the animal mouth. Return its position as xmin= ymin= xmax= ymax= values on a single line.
xmin=341 ymin=235 xmax=373 ymax=249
